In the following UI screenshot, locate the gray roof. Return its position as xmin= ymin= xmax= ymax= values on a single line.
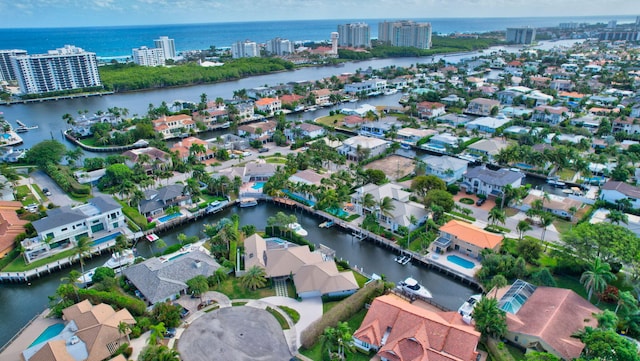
xmin=123 ymin=249 xmax=220 ymax=304
xmin=139 ymin=184 xmax=184 ymax=214
xmin=32 ymin=195 xmax=121 ymax=234
xmin=464 ymin=167 xmax=524 ymax=186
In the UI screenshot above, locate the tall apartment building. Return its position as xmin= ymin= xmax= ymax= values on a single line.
xmin=506 ymin=27 xmax=536 ymax=45
xmin=0 ymin=49 xmax=27 ymax=82
xmin=132 ymin=46 xmax=166 ymax=66
xmin=378 ymin=20 xmax=432 ymax=49
xmin=10 ymin=45 xmax=101 ymax=94
xmin=337 ymin=23 xmax=371 ymax=48
xmin=265 ymin=37 xmax=293 ymax=56
xmin=154 ymin=36 xmax=176 ymax=60
xmin=231 ymin=40 xmax=259 ymax=58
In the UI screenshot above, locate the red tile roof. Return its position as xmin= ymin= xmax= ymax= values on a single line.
xmin=0 ymin=201 xmax=28 ymax=256
xmin=354 ymin=294 xmax=480 ymax=361
xmin=439 ymin=220 xmax=503 ymax=249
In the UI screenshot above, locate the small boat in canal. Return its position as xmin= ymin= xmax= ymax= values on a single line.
xmin=287 ymin=222 xmax=308 ymax=236
xmin=239 ymin=197 xmax=258 ymax=208
xmin=458 ymin=294 xmax=482 ymax=317
xmin=394 ymin=254 xmax=411 ymax=265
xmin=319 ymin=220 xmax=334 ymax=228
xmin=546 ymin=177 xmax=566 ymax=188
xmin=398 ymin=277 xmax=432 ymax=299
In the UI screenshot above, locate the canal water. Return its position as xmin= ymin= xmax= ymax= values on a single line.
xmin=0 ymin=203 xmax=477 ymax=347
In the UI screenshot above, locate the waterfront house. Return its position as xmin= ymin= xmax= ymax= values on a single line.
xmin=600 ymin=180 xmax=640 ymax=210
xmin=421 ymin=155 xmax=468 ymax=185
xmin=437 ymin=113 xmax=471 ymax=127
xmin=243 ymin=234 xmax=358 ymax=298
xmin=22 ymin=300 xmax=135 ymax=361
xmin=466 ymin=138 xmax=509 ymax=163
xmin=358 ymin=118 xmax=402 ymax=138
xmin=279 ymin=94 xmax=304 ymax=107
xmin=351 ymin=183 xmax=428 ymax=232
xmin=496 ymin=280 xmax=599 ymax=360
xmin=170 ymin=137 xmax=215 ymax=162
xmin=123 ymin=147 xmax=172 ymax=174
xmin=237 ymin=120 xmax=277 ymax=142
xmin=123 ymin=248 xmax=220 ymax=305
xmin=465 ymin=116 xmax=510 ymax=134
xmin=254 ymin=97 xmax=282 ymax=116
xmin=532 ymin=105 xmax=570 ymax=125
xmin=22 ymin=195 xmax=125 ymax=264
xmin=285 ymin=122 xmax=325 ymax=141
xmin=244 ymin=162 xmax=277 ymax=182
xmin=0 ymin=201 xmax=28 ymax=257
xmin=288 ymin=169 xmax=330 ymax=204
xmin=417 ymin=101 xmax=446 ymax=119
xmin=396 ymin=127 xmax=437 ymax=145
xmin=342 ymin=115 xmax=367 ymax=128
xmin=432 ymin=219 xmax=503 ymax=258
xmin=461 ymin=166 xmax=524 ymax=197
xmin=193 ymin=107 xmax=229 ymax=129
xmin=247 ymin=86 xmax=276 ymax=99
xmin=339 ymin=135 xmax=388 ymax=161
xmin=152 ymin=114 xmax=195 ymax=139
xmin=311 ymin=88 xmax=332 ymax=105
xmin=353 ymin=294 xmax=480 ymax=361
xmin=517 ymin=190 xmax=582 ymax=219
xmin=234 ymin=102 xmax=256 ymax=121
xmin=340 ymin=104 xmax=377 ymax=117
xmin=138 ymin=184 xmax=189 ymax=217
xmin=465 ymin=98 xmax=500 ymax=116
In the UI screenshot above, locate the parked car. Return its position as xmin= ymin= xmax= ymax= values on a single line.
xmin=476 ymin=198 xmax=486 ymax=206
xmin=258 ymin=147 xmax=269 ymax=153
xmin=179 ymin=306 xmax=190 ymax=318
xmin=164 ymin=328 xmax=176 ymax=338
xmin=43 ymin=188 xmax=51 ymax=196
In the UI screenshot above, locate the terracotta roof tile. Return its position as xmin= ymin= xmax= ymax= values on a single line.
xmin=439 ymin=220 xmax=503 ymax=249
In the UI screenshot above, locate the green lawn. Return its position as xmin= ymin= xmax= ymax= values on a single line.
xmin=557 ymin=169 xmax=576 ymax=181
xmin=299 ymin=308 xmax=371 ymax=361
xmin=211 ymin=277 xmax=276 ymax=299
xmin=553 ymin=219 xmax=573 ymax=234
xmin=315 ymin=114 xmax=345 ymax=128
xmin=554 ymin=274 xmax=617 ymax=311
xmin=3 ymin=248 xmax=78 ymax=272
xmin=323 ymin=300 xmax=341 ymax=314
xmin=15 ymin=185 xmax=37 ymax=206
xmin=353 ymin=272 xmax=369 ymax=288
xmin=265 ymin=157 xmax=287 ymax=164
xmin=266 ymin=306 xmax=290 ymax=330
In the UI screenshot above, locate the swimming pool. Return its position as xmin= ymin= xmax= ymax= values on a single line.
xmin=447 ymin=255 xmax=475 ymax=269
xmin=427 ymin=143 xmax=446 ymax=149
xmin=326 ymin=207 xmax=348 ymax=218
xmin=159 ymin=212 xmax=182 ymax=223
xmin=2 ymin=134 xmax=10 ymax=139
xmin=252 ymin=182 xmax=265 ymax=190
xmin=29 ymin=323 xmax=65 ymax=347
xmin=514 ymin=162 xmax=534 ymax=169
xmin=92 ymin=231 xmax=122 ymax=246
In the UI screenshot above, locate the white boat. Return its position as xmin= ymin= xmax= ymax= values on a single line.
xmin=394 ymin=254 xmax=411 ymax=265
xmin=384 ymin=89 xmax=398 ymax=95
xmin=458 ymin=294 xmax=482 ymax=317
xmin=319 ymin=221 xmax=335 ymax=228
xmin=77 ymin=249 xmax=137 ymax=287
xmin=239 ymin=197 xmax=258 ymax=208
xmin=205 ymin=200 xmax=227 ymax=214
xmin=398 ymin=277 xmax=432 ymax=299
xmin=287 ymin=223 xmax=308 ymax=236
xmin=546 ymin=178 xmax=566 ymax=187
xmin=146 ymin=233 xmax=160 ymax=242
xmin=103 ymin=249 xmax=136 ymax=271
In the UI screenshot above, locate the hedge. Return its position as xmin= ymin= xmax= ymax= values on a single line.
xmin=300 ymin=280 xmax=385 ymax=349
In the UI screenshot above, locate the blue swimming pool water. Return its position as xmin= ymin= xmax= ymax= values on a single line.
xmin=159 ymin=212 xmax=181 ymax=223
xmin=447 ymin=255 xmax=475 ymax=269
xmin=514 ymin=162 xmax=534 ymax=169
xmin=29 ymin=323 xmax=65 ymax=347
xmin=92 ymin=231 xmax=121 ymax=246
xmin=252 ymin=182 xmax=265 ymax=190
xmin=428 ymin=143 xmax=446 ymax=149
xmin=168 ymin=252 xmax=188 ymax=261
xmin=2 ymin=134 xmax=9 ymax=139
xmin=326 ymin=207 xmax=348 ymax=218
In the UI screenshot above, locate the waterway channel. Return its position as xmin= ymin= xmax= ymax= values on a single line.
xmin=0 ymin=202 xmax=478 ymax=348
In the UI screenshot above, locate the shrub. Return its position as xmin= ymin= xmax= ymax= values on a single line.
xmin=300 ymin=280 xmax=385 ymax=349
xmin=459 ymin=198 xmax=474 ymax=205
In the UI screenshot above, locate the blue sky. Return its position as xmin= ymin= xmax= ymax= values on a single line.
xmin=1 ymin=0 xmax=637 ymax=28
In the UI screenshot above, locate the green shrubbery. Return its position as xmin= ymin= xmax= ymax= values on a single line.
xmin=43 ymin=163 xmax=91 ymax=196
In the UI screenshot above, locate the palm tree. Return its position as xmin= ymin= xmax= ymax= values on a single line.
xmin=241 ymin=265 xmax=267 ymax=290
xmin=615 ymin=291 xmax=638 ymax=316
xmin=211 ymin=267 xmax=229 ymax=286
xmin=490 ymin=274 xmax=508 ymax=298
xmin=377 ymin=196 xmax=395 ymax=230
xmin=539 ymin=212 xmax=554 ymax=247
xmin=580 ymin=258 xmax=615 ymax=302
xmin=74 ymin=237 xmax=92 ymax=277
xmin=472 ymin=297 xmax=508 ymax=339
xmin=61 ymin=269 xmax=82 ymax=301
xmin=406 ymin=214 xmax=419 ymax=247
xmin=516 ymin=220 xmax=532 ymax=240
xmin=362 ymin=193 xmax=376 ymax=214
xmin=607 ymin=210 xmax=628 ymax=225
xmin=148 ymin=322 xmax=167 ymax=345
xmin=118 ymin=321 xmax=131 ymax=345
xmin=488 ymin=207 xmax=506 ymax=227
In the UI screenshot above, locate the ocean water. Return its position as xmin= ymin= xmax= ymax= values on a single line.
xmin=0 ymin=15 xmax=635 ymax=59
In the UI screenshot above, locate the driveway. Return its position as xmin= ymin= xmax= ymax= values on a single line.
xmin=29 ymin=170 xmax=75 ymax=207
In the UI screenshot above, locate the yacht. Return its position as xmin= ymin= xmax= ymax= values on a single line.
xmin=546 ymin=177 xmax=566 ymax=187
xmin=77 ymin=249 xmax=137 ymax=287
xmin=394 ymin=254 xmax=411 ymax=265
xmin=458 ymin=294 xmax=482 ymax=317
xmin=287 ymin=223 xmax=308 ymax=237
xmin=205 ymin=200 xmax=227 ymax=214
xmin=398 ymin=277 xmax=432 ymax=299
xmin=239 ymin=197 xmax=258 ymax=208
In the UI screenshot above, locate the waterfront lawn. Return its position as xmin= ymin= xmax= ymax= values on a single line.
xmin=3 ymin=248 xmax=77 ymax=272
xmin=556 ymin=169 xmax=575 ymax=181
xmin=299 ymin=308 xmax=371 ymax=361
xmin=116 ymin=200 xmax=149 ymax=230
xmin=353 ymin=272 xmax=369 ymax=288
xmin=265 ymin=156 xmax=287 ymax=164
xmin=211 ymin=277 xmax=275 ymax=299
xmin=315 ymin=114 xmax=345 ymax=128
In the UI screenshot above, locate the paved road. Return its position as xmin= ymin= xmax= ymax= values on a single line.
xmin=22 ymin=170 xmax=76 ymax=208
